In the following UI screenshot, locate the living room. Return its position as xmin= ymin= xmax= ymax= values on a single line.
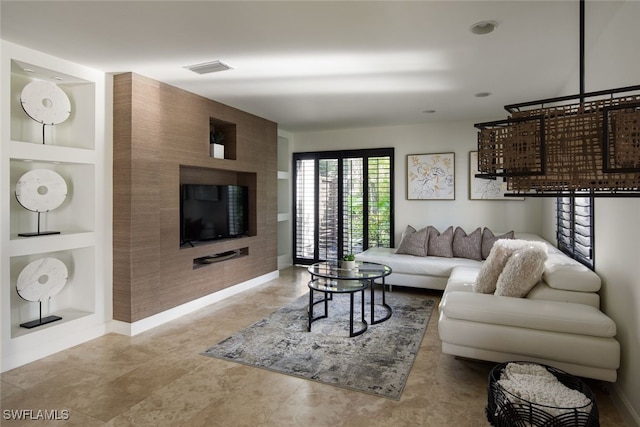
xmin=1 ymin=1 xmax=639 ymax=425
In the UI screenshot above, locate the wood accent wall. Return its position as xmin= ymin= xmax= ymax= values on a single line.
xmin=113 ymin=73 xmax=278 ymax=323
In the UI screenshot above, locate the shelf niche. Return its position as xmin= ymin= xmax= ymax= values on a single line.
xmin=209 ymin=118 xmax=237 ymax=160
xmin=9 ymin=159 xmax=95 ymax=239
xmin=10 ymin=59 xmax=96 ymax=149
xmin=193 ymin=247 xmax=249 ymax=269
xmin=179 ymin=165 xmax=258 ymax=248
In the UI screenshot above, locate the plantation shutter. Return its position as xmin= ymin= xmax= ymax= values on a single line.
xmin=293 ymin=148 xmax=394 ymax=265
xmin=295 ymin=158 xmax=316 ymax=260
xmin=556 ymin=195 xmax=594 ymax=268
xmin=342 ymin=157 xmax=364 ymax=255
xmin=368 ymin=156 xmax=392 ymax=248
xmin=319 ymin=158 xmax=339 ymax=260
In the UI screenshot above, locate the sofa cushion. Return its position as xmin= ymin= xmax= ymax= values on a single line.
xmin=440 ymin=291 xmax=617 ymax=338
xmin=526 ymin=282 xmax=600 ymax=308
xmin=516 ymin=233 xmax=601 ymax=292
xmin=543 ymin=246 xmax=601 ymax=292
xmin=482 ymin=228 xmax=515 ymax=259
xmin=446 ymin=266 xmax=601 ymax=308
xmin=495 ymin=246 xmax=547 ymax=297
xmin=452 ymin=227 xmax=482 ymax=260
xmin=395 ymin=225 xmax=428 ymax=256
xmin=427 ymin=226 xmax=454 ymax=257
xmin=356 ymin=247 xmax=481 ymax=278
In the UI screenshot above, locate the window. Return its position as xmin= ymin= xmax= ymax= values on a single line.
xmin=556 ymin=195 xmax=594 ymax=269
xmin=293 ymin=148 xmax=394 ymax=264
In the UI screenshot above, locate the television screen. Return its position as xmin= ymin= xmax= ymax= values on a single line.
xmin=180 ymin=184 xmax=248 ymax=244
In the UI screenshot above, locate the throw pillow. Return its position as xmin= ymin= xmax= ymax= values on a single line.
xmin=474 ymin=239 xmax=548 ymax=293
xmin=481 ymin=228 xmax=515 ymax=259
xmin=452 ymin=226 xmax=482 ymax=260
xmin=426 ymin=226 xmax=454 ymax=258
xmin=395 ymin=225 xmax=428 ymax=256
xmin=495 ymin=246 xmax=548 ymax=297
xmin=474 ymin=240 xmax=515 ymax=293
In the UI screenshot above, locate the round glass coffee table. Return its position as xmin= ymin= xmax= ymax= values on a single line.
xmin=307 ymin=277 xmax=369 ymax=337
xmin=307 ymin=261 xmax=393 ymax=336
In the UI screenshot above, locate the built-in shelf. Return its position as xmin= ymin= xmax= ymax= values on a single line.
xmin=8 ymin=231 xmax=95 ymax=256
xmin=277 ymin=131 xmax=292 ymax=269
xmin=2 ymin=40 xmax=108 ymax=372
xmin=193 ymin=247 xmax=248 ymax=269
xmin=9 ymin=246 xmax=96 ymax=338
xmin=9 ymin=159 xmax=95 ymax=239
xmin=9 ymin=140 xmax=96 ymax=164
xmin=10 ymin=308 xmax=94 ymax=339
xmin=10 ymin=59 xmax=96 ymax=150
xmin=179 ymin=164 xmax=257 ymax=250
xmin=209 ymin=117 xmax=237 ymax=160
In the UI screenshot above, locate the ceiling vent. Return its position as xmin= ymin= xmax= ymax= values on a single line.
xmin=184 ymin=60 xmax=232 ymax=75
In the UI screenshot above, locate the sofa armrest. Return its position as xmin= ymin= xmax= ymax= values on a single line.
xmin=440 ymin=291 xmax=616 ymax=338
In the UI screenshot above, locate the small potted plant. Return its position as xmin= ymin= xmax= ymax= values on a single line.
xmin=340 ymin=253 xmax=356 ymax=270
xmin=210 ymin=130 xmax=225 ymax=158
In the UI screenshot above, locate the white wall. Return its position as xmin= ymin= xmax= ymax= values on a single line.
xmin=292 ymin=120 xmax=543 ymax=246
xmin=540 ymin=2 xmax=640 ymax=424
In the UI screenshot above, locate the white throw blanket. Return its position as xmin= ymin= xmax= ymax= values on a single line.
xmin=497 ymin=363 xmax=592 ymax=419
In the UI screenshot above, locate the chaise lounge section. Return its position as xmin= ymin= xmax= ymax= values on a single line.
xmin=356 ymin=226 xmax=620 ymax=381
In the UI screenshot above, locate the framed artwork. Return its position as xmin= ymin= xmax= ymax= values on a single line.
xmin=469 ymin=151 xmax=524 ymax=200
xmin=407 ymin=152 xmax=455 ymax=200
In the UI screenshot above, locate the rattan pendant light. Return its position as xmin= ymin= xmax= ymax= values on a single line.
xmin=474 ymin=0 xmax=640 ymax=197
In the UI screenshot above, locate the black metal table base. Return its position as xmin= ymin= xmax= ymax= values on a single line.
xmin=307 ymin=261 xmax=392 ymax=336
xmin=308 ymin=286 xmax=368 ymax=338
xmin=369 ymin=276 xmax=392 ymax=325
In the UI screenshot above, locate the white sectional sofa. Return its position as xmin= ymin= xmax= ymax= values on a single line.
xmin=356 ymin=227 xmax=620 ymax=382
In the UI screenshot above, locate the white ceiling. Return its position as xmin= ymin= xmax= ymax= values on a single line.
xmin=0 ymin=1 xmax=628 ymax=132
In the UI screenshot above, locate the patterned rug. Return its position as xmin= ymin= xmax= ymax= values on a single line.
xmin=202 ymin=289 xmax=435 ymax=400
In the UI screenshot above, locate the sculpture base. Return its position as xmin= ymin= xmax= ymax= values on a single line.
xmin=18 ymin=231 xmax=61 ymax=237
xmin=20 ymin=315 xmax=62 ymax=329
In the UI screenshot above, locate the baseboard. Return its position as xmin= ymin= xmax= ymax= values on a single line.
xmin=109 ymin=270 xmax=279 ymax=336
xmin=608 ymin=382 xmax=640 ymax=427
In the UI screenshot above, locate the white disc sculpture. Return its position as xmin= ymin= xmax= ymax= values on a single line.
xmin=20 ymin=80 xmax=71 ymax=126
xmin=15 ymin=169 xmax=67 ymax=236
xmin=17 ymin=257 xmax=68 ymax=328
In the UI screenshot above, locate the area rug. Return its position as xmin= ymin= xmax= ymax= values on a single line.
xmin=202 ymin=290 xmax=435 ymax=400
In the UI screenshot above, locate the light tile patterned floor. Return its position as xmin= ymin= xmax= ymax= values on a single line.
xmin=0 ymin=267 xmax=626 ymax=426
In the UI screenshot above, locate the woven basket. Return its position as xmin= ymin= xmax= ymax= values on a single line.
xmin=486 ymin=362 xmax=599 ymax=427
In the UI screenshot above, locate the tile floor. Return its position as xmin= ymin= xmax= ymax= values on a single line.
xmin=0 ymin=267 xmax=626 ymax=426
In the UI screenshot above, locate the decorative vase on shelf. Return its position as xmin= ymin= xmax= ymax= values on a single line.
xmin=210 ymin=130 xmax=225 ymax=159
xmin=210 ymin=143 xmax=224 ymax=158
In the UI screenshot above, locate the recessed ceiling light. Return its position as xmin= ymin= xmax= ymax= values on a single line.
xmin=422 ymin=109 xmax=436 ymax=114
xmin=23 ymin=68 xmax=35 ymax=73
xmin=470 ymin=20 xmax=497 ymax=35
xmin=184 ymin=60 xmax=233 ymax=75
xmin=474 ymin=92 xmax=492 ymax=98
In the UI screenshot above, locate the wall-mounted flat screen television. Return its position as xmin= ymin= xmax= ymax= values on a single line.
xmin=180 ymin=184 xmax=249 ymax=245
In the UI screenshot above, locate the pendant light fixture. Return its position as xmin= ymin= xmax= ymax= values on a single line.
xmin=473 ymin=0 xmax=640 ymax=197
